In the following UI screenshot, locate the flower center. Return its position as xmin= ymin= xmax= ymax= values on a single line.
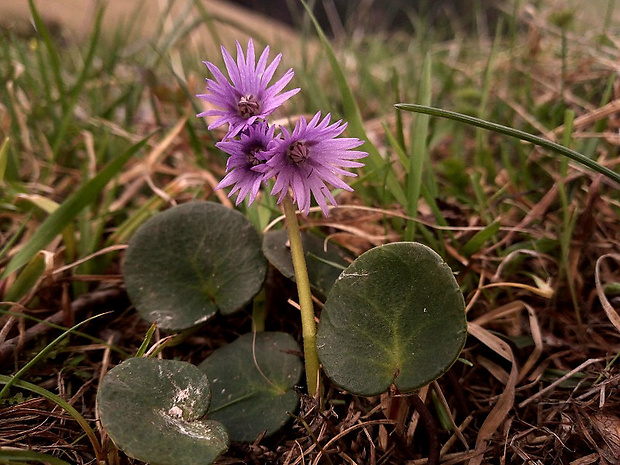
xmin=247 ymin=147 xmax=263 ymax=167
xmin=237 ymin=94 xmax=261 ymax=118
xmin=287 ymin=141 xmax=309 ymax=164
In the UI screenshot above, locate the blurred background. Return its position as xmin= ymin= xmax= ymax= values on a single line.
xmin=1 ymin=0 xmax=617 ymax=50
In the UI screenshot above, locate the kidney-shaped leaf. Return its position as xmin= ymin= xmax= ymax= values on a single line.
xmin=199 ymin=332 xmax=302 ymax=442
xmin=97 ymin=357 xmax=229 ymax=465
xmin=263 ymin=229 xmax=350 ymax=298
xmin=317 ymin=242 xmax=467 ymax=396
xmin=124 ymin=202 xmax=267 ymax=330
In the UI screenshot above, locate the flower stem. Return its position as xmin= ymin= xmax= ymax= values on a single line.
xmin=282 ymin=194 xmax=319 ymax=396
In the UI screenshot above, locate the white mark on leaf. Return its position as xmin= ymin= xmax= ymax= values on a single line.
xmin=168 ymin=406 xmax=183 ymax=417
xmin=338 ymin=270 xmax=370 ymax=281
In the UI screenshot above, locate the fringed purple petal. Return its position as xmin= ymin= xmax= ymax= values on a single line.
xmin=221 ymin=45 xmax=242 ymax=88
xmin=261 ymin=53 xmax=283 ymax=87
xmin=256 ymin=45 xmax=270 ymax=76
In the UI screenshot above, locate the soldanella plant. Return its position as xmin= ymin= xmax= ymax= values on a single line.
xmin=96 ymin=39 xmax=467 ymax=465
xmin=198 ymin=38 xmax=367 ymax=216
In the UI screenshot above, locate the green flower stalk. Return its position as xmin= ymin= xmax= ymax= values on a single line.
xmin=282 ymin=194 xmax=320 ymax=396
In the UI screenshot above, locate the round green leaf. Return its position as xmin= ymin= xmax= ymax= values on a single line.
xmin=262 ymin=229 xmax=350 ymax=298
xmin=97 ymin=357 xmax=229 ymax=465
xmin=199 ymin=332 xmax=302 ymax=442
xmin=317 ymin=242 xmax=467 ymax=396
xmin=124 ymin=202 xmax=267 ymax=330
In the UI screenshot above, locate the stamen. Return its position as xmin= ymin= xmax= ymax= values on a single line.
xmin=247 ymin=147 xmax=263 ymax=167
xmin=237 ymin=94 xmax=261 ymax=118
xmin=287 ymin=141 xmax=309 ymax=164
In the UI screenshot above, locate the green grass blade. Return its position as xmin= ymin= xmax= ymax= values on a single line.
xmin=558 ymin=109 xmax=581 ymax=321
xmin=392 ymin=70 xmax=406 ymax=150
xmin=109 ymin=196 xmax=162 ymax=244
xmin=476 ymin=18 xmax=503 ymax=176
xmin=0 ymin=137 xmax=8 ymax=183
xmin=0 ymin=375 xmax=102 ymax=459
xmin=135 ymin=322 xmax=158 ymax=358
xmin=299 ymin=0 xmax=362 ymax=132
xmin=0 ymin=214 xmax=31 ymax=261
xmin=405 ymin=54 xmax=432 ymax=241
xmin=72 ymin=3 xmax=106 ymax=94
xmin=394 ymin=104 xmax=620 ymax=185
xmin=583 ymin=75 xmax=615 ymax=159
xmin=0 ymin=309 xmax=130 ymax=357
xmin=420 ymin=183 xmax=453 ymax=249
xmin=0 ymin=449 xmax=72 ymax=465
xmin=461 ymin=221 xmax=501 ymax=257
xmin=17 ymin=195 xmax=77 ymax=263
xmin=28 ymin=0 xmax=65 ymax=100
xmin=383 ymin=122 xmax=408 ymax=172
xmin=192 ymin=0 xmax=224 ymax=49
xmin=1 ymin=136 xmax=150 ymax=279
xmin=300 ymin=0 xmax=407 ymax=206
xmin=0 ymin=313 xmax=104 ymax=399
xmin=3 ymin=252 xmax=46 ymax=302
xmin=51 ymin=2 xmax=106 ymax=156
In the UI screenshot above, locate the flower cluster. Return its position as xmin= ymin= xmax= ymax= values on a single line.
xmin=197 ymin=39 xmax=367 ymax=216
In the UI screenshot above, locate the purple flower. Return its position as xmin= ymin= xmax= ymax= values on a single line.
xmin=197 ymin=39 xmax=300 ymax=138
xmin=260 ymin=112 xmax=367 ymax=216
xmin=214 ymin=122 xmax=277 ymax=206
